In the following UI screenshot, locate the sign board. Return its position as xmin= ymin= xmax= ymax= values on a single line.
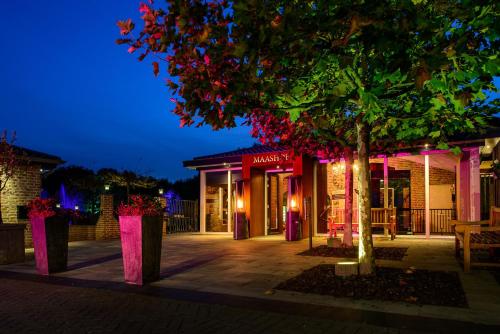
xmin=249 ymin=151 xmax=292 ymax=167
xmin=242 ymin=150 xmax=302 ymax=179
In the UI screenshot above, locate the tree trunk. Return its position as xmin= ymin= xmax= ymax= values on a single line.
xmin=356 ymin=121 xmax=374 ymax=275
xmin=0 ymin=193 xmax=3 ymax=224
xmin=343 ymin=148 xmax=353 ymax=247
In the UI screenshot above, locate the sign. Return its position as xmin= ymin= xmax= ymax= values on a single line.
xmin=249 ymin=151 xmax=292 ymax=167
xmin=241 ymin=149 xmax=302 ymax=180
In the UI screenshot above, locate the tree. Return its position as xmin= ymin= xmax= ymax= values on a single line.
xmin=119 ymin=0 xmax=499 ymax=273
xmin=98 ymin=169 xmax=157 ymax=202
xmin=0 ymin=131 xmax=19 ymax=224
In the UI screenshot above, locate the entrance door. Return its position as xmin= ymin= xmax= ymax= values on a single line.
xmin=267 ymin=172 xmax=291 ymax=235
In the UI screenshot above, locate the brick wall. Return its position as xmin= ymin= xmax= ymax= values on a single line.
xmin=1 ymin=164 xmax=42 ymax=246
xmin=95 ymin=194 xmax=119 ymax=240
xmin=69 ymin=225 xmax=96 ymax=242
xmin=1 ymin=164 xmax=41 ymax=223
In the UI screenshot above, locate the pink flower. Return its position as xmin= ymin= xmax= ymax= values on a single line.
xmin=204 ymin=54 xmax=210 ymax=65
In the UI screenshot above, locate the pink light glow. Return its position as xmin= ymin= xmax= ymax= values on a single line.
xmin=266 ymin=168 xmax=293 ymax=173
xmin=420 ymin=149 xmax=450 ymax=155
xmin=203 ymin=167 xmax=242 ymax=173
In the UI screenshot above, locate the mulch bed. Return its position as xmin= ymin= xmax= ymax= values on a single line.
xmin=276 ymin=265 xmax=468 ymax=308
xmin=298 ymin=245 xmax=408 ymax=261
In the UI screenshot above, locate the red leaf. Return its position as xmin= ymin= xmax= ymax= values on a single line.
xmin=139 ymin=3 xmax=150 ymax=14
xmin=117 ymin=19 xmax=134 ymax=35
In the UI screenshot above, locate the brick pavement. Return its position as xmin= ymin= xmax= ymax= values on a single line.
xmin=1 ymin=270 xmax=499 ymax=334
xmin=1 ymin=235 xmax=500 ymax=333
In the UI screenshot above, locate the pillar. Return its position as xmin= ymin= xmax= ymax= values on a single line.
xmin=227 ymin=170 xmax=232 ymax=233
xmin=459 ymin=147 xmax=481 ymax=221
xmin=159 ymin=196 xmax=167 ymax=235
xmin=425 ymin=155 xmax=430 ymax=239
xmin=200 ymin=171 xmax=206 ymax=233
xmin=96 ymin=194 xmax=119 ymax=240
xmin=383 ymin=156 xmax=389 ymax=237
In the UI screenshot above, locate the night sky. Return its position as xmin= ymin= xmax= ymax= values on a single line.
xmin=0 ymin=1 xmax=254 ymax=180
xmin=1 ymin=2 xmax=498 ymax=180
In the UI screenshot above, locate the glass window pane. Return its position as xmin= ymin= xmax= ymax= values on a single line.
xmin=205 ymin=171 xmax=228 ymax=232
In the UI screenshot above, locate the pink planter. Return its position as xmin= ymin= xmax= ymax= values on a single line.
xmin=30 ymin=216 xmax=69 ymax=275
xmin=119 ymin=216 xmax=163 ymax=285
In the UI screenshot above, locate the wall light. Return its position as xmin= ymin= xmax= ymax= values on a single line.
xmin=158 ymin=188 xmax=164 ymax=195
xmin=104 ymin=184 xmax=110 ymax=191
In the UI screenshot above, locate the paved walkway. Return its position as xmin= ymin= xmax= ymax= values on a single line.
xmin=1 ymin=234 xmax=500 ymax=333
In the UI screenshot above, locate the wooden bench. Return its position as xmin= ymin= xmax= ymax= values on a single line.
xmin=452 ymin=207 xmax=500 ymax=273
xmin=331 ymin=208 xmax=397 ymax=240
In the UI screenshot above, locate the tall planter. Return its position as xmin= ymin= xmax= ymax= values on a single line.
xmin=119 ymin=215 xmax=163 ymax=285
xmin=30 ymin=216 xmax=69 ymax=275
xmin=0 ymin=223 xmax=26 ymax=264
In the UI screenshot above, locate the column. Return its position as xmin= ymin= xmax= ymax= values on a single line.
xmin=469 ymin=147 xmax=481 ymax=221
xmin=264 ymin=172 xmax=268 ymax=236
xmin=313 ymin=161 xmax=318 ymax=236
xmin=459 ymin=147 xmax=481 ymax=221
xmin=96 ymin=194 xmax=119 ymax=240
xmin=227 ymin=170 xmax=232 ymax=233
xmin=425 ymin=155 xmax=430 ymax=239
xmin=383 ymin=156 xmax=389 ymax=237
xmin=200 ymin=171 xmax=206 ymax=233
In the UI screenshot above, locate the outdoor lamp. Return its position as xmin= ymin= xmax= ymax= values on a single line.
xmin=286 ymin=176 xmax=302 ymax=241
xmin=158 ymin=188 xmax=164 ymax=195
xmin=74 ymin=205 xmax=79 ymax=211
xmin=104 ymin=184 xmax=110 ymax=191
xmin=236 ymin=198 xmax=244 ymax=212
xmin=234 ymin=180 xmax=249 ymax=240
xmin=290 ymin=197 xmax=298 ymax=211
xmin=56 ymin=203 xmax=61 ymax=208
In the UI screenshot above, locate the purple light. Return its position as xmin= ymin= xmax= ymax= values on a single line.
xmin=58 ymin=184 xmax=82 ymax=210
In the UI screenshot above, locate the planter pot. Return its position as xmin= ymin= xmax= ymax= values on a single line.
xmin=234 ymin=212 xmax=249 ymax=240
xmin=0 ymin=223 xmax=26 ymax=264
xmin=119 ymin=216 xmax=163 ymax=285
xmin=286 ymin=211 xmax=301 ymax=241
xmin=327 ymin=237 xmax=342 ymax=248
xmin=30 ymin=216 xmax=69 ymax=275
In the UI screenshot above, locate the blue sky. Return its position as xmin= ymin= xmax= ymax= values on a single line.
xmin=1 ymin=2 xmax=497 ymax=180
xmin=0 ymin=1 xmax=254 ymax=180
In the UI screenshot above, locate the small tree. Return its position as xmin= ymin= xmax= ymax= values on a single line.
xmin=98 ymin=169 xmax=157 ymax=202
xmin=119 ymin=0 xmax=499 ymax=274
xmin=0 ymin=131 xmax=18 ymax=224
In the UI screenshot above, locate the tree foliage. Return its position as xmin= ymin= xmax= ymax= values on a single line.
xmin=119 ymin=0 xmax=499 ymax=272
xmin=119 ymin=0 xmax=498 ymax=154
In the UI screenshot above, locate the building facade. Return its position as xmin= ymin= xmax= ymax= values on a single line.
xmin=185 ymin=131 xmax=500 ymax=239
xmin=1 ymin=146 xmax=63 ymax=245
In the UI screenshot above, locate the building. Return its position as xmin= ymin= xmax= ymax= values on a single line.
xmin=184 ymin=125 xmax=500 ymax=239
xmin=1 ymin=146 xmax=63 ymax=244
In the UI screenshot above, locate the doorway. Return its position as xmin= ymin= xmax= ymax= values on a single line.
xmin=267 ymin=172 xmax=291 ymax=235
